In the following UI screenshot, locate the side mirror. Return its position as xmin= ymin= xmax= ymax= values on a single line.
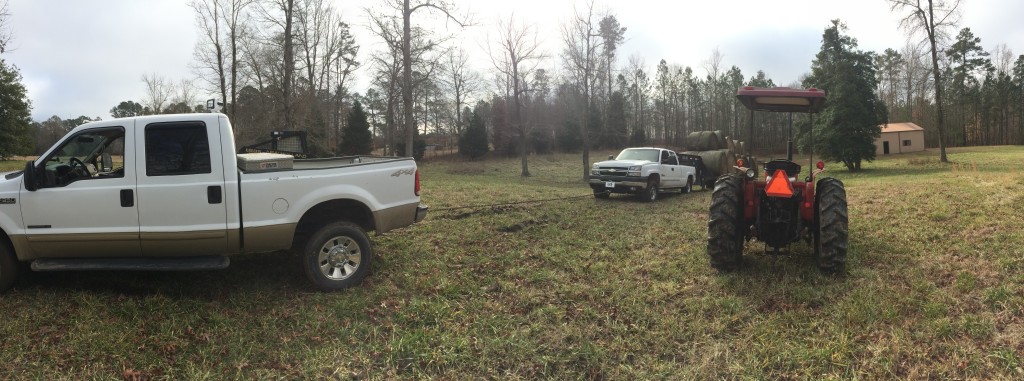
xmin=23 ymin=161 xmax=38 ymax=191
xmin=607 ymin=155 xmax=614 ymax=160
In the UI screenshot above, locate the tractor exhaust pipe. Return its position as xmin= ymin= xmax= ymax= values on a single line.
xmin=786 ymin=112 xmax=793 ymax=162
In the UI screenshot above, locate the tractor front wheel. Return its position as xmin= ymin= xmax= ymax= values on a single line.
xmin=815 ymin=178 xmax=848 ymax=273
xmin=707 ymin=174 xmax=745 ymax=271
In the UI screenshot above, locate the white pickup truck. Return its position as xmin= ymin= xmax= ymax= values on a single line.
xmin=589 ymin=147 xmax=697 ymax=201
xmin=0 ymin=113 xmax=427 ymax=291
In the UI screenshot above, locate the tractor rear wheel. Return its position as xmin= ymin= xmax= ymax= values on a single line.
xmin=815 ymin=178 xmax=848 ymax=273
xmin=707 ymin=174 xmax=744 ymax=271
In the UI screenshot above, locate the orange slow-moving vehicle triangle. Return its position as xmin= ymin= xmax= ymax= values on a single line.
xmin=765 ymin=169 xmax=794 ymax=198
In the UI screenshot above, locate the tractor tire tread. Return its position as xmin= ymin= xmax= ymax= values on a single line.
xmin=707 ymin=174 xmax=744 ymax=271
xmin=816 ymin=178 xmax=848 ymax=273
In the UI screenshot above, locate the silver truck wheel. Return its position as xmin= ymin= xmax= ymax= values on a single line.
xmin=0 ymin=242 xmax=19 ymax=292
xmin=303 ymin=221 xmax=372 ymax=290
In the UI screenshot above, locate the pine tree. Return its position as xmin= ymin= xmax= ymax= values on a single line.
xmin=0 ymin=59 xmax=32 ymax=159
xmin=459 ymin=109 xmax=489 ymax=159
xmin=801 ymin=20 xmax=886 ymax=171
xmin=338 ymin=100 xmax=373 ymax=155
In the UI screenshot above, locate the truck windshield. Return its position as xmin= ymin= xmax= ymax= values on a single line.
xmin=615 ymin=148 xmax=659 ymax=162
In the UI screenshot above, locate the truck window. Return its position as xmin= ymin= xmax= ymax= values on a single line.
xmin=38 ymin=127 xmax=126 ymax=188
xmin=145 ymin=122 xmax=211 ymax=176
xmin=661 ymin=150 xmax=676 ymax=165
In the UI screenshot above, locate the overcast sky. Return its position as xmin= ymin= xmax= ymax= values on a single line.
xmin=5 ymin=0 xmax=1024 ymax=121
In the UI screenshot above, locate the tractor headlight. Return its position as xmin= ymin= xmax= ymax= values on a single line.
xmin=745 ymin=168 xmax=756 ymax=178
xmin=627 ymin=165 xmax=641 ymax=176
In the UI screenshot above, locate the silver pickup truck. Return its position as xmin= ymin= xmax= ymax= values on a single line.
xmin=0 ymin=113 xmax=426 ymax=291
xmin=589 ymin=147 xmax=697 ymax=201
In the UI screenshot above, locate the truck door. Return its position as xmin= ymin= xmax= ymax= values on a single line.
xmin=660 ymin=150 xmax=683 ymax=187
xmin=135 ymin=120 xmax=228 ymax=256
xmin=19 ymin=125 xmax=141 ymax=258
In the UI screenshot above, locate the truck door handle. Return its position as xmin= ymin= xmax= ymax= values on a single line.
xmin=120 ymin=189 xmax=134 ymax=207
xmin=208 ymin=186 xmax=222 ymax=204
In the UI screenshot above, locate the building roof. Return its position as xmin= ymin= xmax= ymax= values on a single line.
xmin=880 ymin=122 xmax=924 ymax=133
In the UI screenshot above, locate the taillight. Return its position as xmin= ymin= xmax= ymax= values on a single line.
xmin=414 ymin=169 xmax=421 ymax=196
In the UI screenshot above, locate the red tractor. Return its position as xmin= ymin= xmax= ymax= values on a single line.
xmin=707 ymin=87 xmax=849 ymax=272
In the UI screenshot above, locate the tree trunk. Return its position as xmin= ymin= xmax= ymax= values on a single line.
xmin=926 ymin=1 xmax=948 ymax=162
xmin=402 ymin=0 xmax=415 ymax=159
xmin=283 ymin=0 xmax=294 ymax=129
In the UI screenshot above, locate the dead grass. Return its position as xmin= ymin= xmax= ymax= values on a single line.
xmin=1 ymin=146 xmax=1023 ymax=379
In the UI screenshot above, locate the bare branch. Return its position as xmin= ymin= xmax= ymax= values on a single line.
xmin=0 ymin=0 xmax=11 ymax=54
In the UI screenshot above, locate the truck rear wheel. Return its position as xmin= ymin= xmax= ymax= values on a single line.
xmin=708 ymin=174 xmax=744 ymax=271
xmin=815 ymin=178 xmax=848 ymax=273
xmin=303 ymin=221 xmax=373 ymax=290
xmin=0 ymin=242 xmax=19 ymax=292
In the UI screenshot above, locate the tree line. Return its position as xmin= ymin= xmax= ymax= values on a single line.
xmin=2 ymin=0 xmax=1023 ymax=172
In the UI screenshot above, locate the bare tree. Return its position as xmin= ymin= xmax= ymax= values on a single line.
xmin=703 ymin=47 xmax=724 ymax=133
xmin=900 ymin=42 xmax=930 ymax=122
xmin=490 ymin=15 xmax=544 ymax=177
xmin=257 ymin=0 xmax=297 ymax=129
xmin=0 ymin=0 xmax=11 ymax=54
xmin=443 ymin=47 xmax=481 ymax=138
xmin=561 ymin=0 xmax=603 ymax=181
xmin=191 ymin=0 xmax=228 ymax=115
xmin=397 ymin=0 xmax=469 ymax=159
xmin=889 ymin=0 xmax=962 ymax=163
xmin=296 ymin=0 xmax=331 ymax=94
xmin=174 ymin=79 xmax=200 ymax=111
xmin=190 ymin=0 xmax=251 ymax=118
xmin=367 ymin=11 xmax=410 ymax=156
xmin=992 ymin=43 xmax=1013 ymax=75
xmin=142 ymin=73 xmax=174 ymax=114
xmin=224 ymin=0 xmax=252 ymax=118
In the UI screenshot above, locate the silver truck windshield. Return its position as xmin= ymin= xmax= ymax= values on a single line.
xmin=615 ymin=148 xmax=659 ymax=162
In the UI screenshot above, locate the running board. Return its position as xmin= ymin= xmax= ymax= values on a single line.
xmin=31 ymin=256 xmax=230 ymax=271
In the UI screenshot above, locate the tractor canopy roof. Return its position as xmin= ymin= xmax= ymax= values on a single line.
xmin=735 ymin=86 xmax=826 ymax=113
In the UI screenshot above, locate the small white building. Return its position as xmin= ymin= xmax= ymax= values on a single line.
xmin=875 ymin=122 xmax=925 ymax=155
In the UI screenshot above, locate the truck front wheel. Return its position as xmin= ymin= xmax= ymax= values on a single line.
xmin=303 ymin=221 xmax=373 ymax=290
xmin=640 ymin=177 xmax=659 ymax=202
xmin=0 ymin=242 xmax=19 ymax=292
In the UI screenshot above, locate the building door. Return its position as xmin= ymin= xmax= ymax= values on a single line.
xmin=883 ymin=141 xmax=890 ymax=154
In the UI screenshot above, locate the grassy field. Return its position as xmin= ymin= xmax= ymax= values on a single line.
xmin=1 ymin=146 xmax=1023 ymax=380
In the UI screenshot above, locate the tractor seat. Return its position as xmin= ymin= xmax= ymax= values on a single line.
xmin=764 ymin=159 xmax=801 ymax=177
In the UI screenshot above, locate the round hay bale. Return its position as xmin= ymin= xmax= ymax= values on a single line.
xmin=694 ymin=149 xmax=732 ymax=179
xmin=713 ymin=130 xmax=726 ymax=149
xmin=698 ymin=131 xmax=720 ymax=151
xmin=686 ymin=132 xmax=703 ymax=151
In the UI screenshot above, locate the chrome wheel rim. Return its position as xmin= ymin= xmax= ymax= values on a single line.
xmin=318 ymin=235 xmax=361 ymax=280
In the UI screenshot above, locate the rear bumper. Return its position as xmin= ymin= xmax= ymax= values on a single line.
xmin=415 ymin=204 xmax=429 ymax=223
xmin=374 ymin=202 xmax=427 ymax=234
